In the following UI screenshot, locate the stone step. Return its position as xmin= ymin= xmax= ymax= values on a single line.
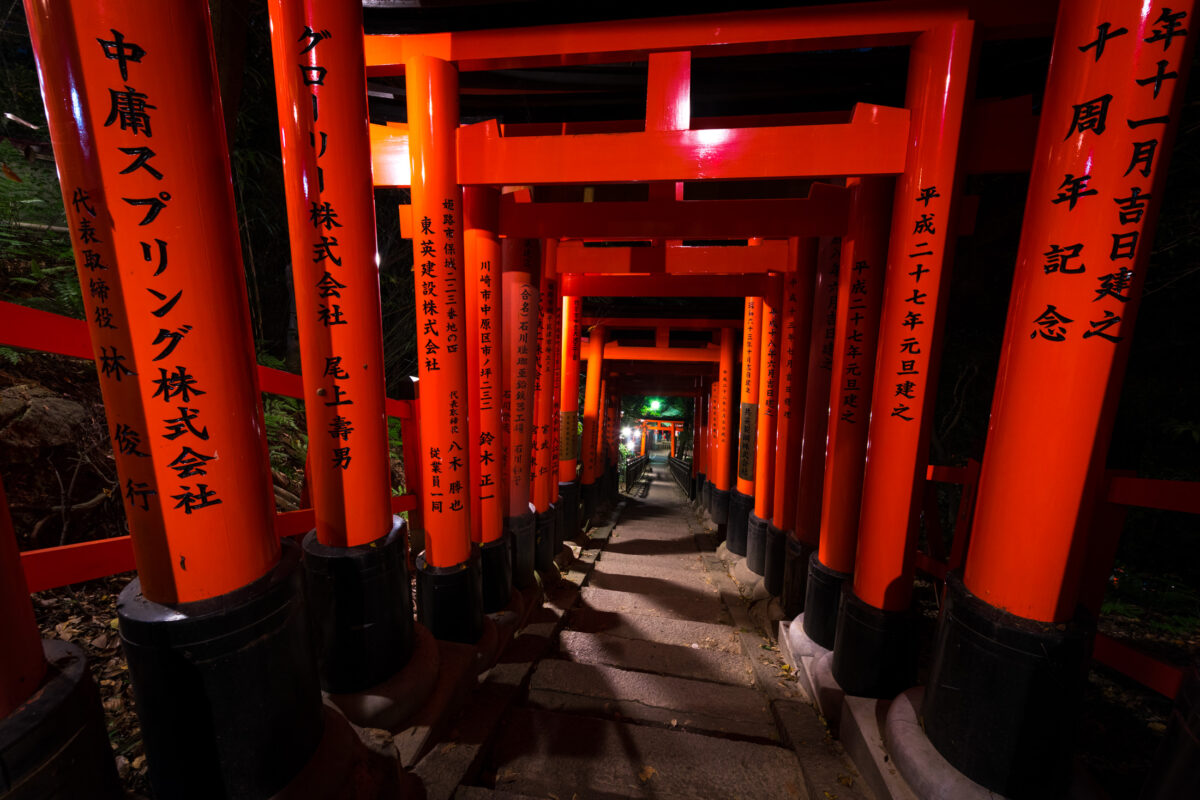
xmin=579 ymin=585 xmax=726 ymax=624
xmin=597 ymin=551 xmax=705 ymax=575
xmin=586 ymin=568 xmax=719 ymax=598
xmin=591 ymin=555 xmax=711 ymax=582
xmin=527 ymin=659 xmax=779 ymax=742
xmin=557 ymin=630 xmax=755 ymax=686
xmin=487 ymin=707 xmax=806 ymax=800
xmin=602 ymin=536 xmax=700 ymax=558
xmin=567 ymin=607 xmax=742 ymax=653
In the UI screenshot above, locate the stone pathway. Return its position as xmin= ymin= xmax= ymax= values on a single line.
xmin=449 ymin=458 xmax=873 ymax=800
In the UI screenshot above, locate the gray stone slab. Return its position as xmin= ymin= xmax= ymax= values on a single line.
xmin=567 ymin=607 xmax=743 ymax=653
xmin=602 ymin=536 xmax=702 ymax=558
xmin=597 ymin=549 xmax=705 ymax=572
xmin=489 ymin=707 xmax=807 ymax=800
xmin=557 ymin=630 xmax=755 ymax=686
xmin=773 ymin=699 xmax=874 ymax=800
xmin=580 ymin=585 xmax=725 ymax=624
xmin=592 ymin=555 xmax=711 ymax=583
xmin=527 ymin=659 xmax=779 ymax=741
xmin=587 ymin=568 xmax=719 ymax=598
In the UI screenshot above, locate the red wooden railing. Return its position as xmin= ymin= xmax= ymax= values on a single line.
xmin=0 ymin=300 xmax=420 ymax=593
xmin=918 ymin=460 xmax=1200 ymax=698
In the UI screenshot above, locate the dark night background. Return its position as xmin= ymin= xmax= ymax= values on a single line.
xmin=0 ymin=2 xmax=1197 ymax=795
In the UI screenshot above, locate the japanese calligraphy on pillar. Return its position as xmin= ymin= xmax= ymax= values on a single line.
xmin=819 ymin=240 xmax=841 ymax=372
xmin=270 ymin=5 xmax=392 ymax=547
xmin=477 ymin=256 xmax=499 ymax=503
xmin=95 ymin=29 xmax=222 ymax=518
xmin=559 ymin=299 xmax=581 ymax=461
xmin=840 ymin=260 xmax=875 ymax=423
xmin=779 ymin=270 xmax=801 ymax=422
xmin=530 ymin=278 xmax=556 ymax=489
xmin=1029 ymin=5 xmax=1189 ymax=347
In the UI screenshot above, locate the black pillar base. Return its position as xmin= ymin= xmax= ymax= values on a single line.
xmin=118 ymin=540 xmax=324 ymax=799
xmin=506 ymin=510 xmax=537 ymax=589
xmin=558 ymin=481 xmax=580 ymax=544
xmin=581 ymin=480 xmax=598 ymax=525
xmin=608 ymin=464 xmax=620 ymax=503
xmin=535 ymin=504 xmax=557 ymax=572
xmin=832 ymin=587 xmax=916 ymax=699
xmin=701 ymin=480 xmax=712 ymax=515
xmin=416 ymin=549 xmax=484 ymax=645
xmin=725 ymin=490 xmax=754 ymax=557
xmin=302 ymin=518 xmax=413 ymax=695
xmin=694 ymin=472 xmax=705 ymax=504
xmin=710 ymin=486 xmax=730 ymax=525
xmin=763 ymin=523 xmax=787 ymax=596
xmin=0 ymin=640 xmax=121 ymax=799
xmin=746 ymin=512 xmax=770 ymax=575
xmin=1141 ymin=654 xmax=1200 ymax=799
xmin=781 ymin=534 xmax=814 ymax=619
xmin=923 ymin=572 xmax=1092 ymax=798
xmin=479 ymin=533 xmax=513 ymax=614
xmin=802 ymin=552 xmax=850 ymax=649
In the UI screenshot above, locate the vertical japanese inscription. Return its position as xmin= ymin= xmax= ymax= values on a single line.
xmin=1029 ymin=6 xmax=1187 ymax=346
xmin=96 ymin=29 xmax=222 ymax=517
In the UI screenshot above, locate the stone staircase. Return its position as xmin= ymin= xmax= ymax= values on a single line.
xmin=447 ymin=462 xmax=873 ymax=800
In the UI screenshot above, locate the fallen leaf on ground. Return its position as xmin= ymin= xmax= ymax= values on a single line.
xmin=638 ymin=765 xmax=657 ymax=783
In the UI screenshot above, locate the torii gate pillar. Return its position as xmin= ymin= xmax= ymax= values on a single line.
xmin=919 ymin=3 xmax=1195 ymax=795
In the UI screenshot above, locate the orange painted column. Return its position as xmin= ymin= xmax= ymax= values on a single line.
xmin=530 ymin=239 xmax=559 ymax=570
xmin=1 ymin=479 xmax=44 ymax=719
xmin=267 ymin=0 xmax=411 ymax=697
xmin=804 ymin=177 xmax=891 ymax=650
xmin=531 ymin=240 xmax=558 ymax=514
xmin=464 ymin=187 xmax=508 ymax=611
xmin=27 ymin=3 xmax=319 ymax=794
xmin=27 ymin=0 xmax=279 ymax=606
xmin=767 ymin=238 xmax=819 ymax=598
xmin=501 ymin=237 xmax=539 ymax=587
xmin=464 ymin=188 xmax=503 ymax=546
xmin=710 ymin=328 xmax=737 ymax=527
xmin=747 ymin=276 xmax=782 ymax=574
xmin=406 ymin=54 xmax=480 ymax=641
xmin=557 ymin=294 xmax=582 ymax=540
xmin=728 ymin=297 xmax=762 ymax=555
xmin=579 ymin=325 xmax=606 ymax=521
xmin=269 ymin=0 xmax=390 ymax=550
xmin=924 ymin=6 xmax=1194 ymax=794
xmin=783 ymin=237 xmax=840 ymax=617
xmin=827 ymin=24 xmax=973 ymax=697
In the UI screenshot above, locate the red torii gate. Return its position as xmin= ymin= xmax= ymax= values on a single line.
xmin=3 ymin=2 xmax=1197 ymax=799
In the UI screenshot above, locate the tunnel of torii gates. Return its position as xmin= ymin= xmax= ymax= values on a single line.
xmin=1 ymin=0 xmax=1199 ymax=798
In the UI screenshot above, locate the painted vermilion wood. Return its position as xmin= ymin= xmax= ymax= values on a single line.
xmin=580 ymin=326 xmax=606 ymax=487
xmin=711 ymin=329 xmax=736 ymax=493
xmin=0 ymin=479 xmax=44 ymax=718
xmin=405 ymin=55 xmax=471 ymax=567
xmin=268 ymin=0 xmax=391 ymax=548
xmin=754 ymin=279 xmax=782 ymax=520
xmin=502 ymin=238 xmax=539 ymax=517
xmin=817 ymin=177 xmax=891 ymax=575
xmin=558 ymin=295 xmax=582 ymax=482
xmin=772 ymin=239 xmax=819 ymax=530
xmin=851 ymin=22 xmax=974 ymax=611
xmin=363 ymin=4 xmax=1054 ymax=75
xmin=531 ymin=241 xmax=558 ymax=512
xmin=26 ymin=0 xmax=278 ymax=602
xmin=964 ymin=0 xmax=1196 ymax=622
xmin=791 ymin=238 xmax=841 ymax=546
xmin=464 ymin=187 xmax=503 ymax=544
xmin=736 ymin=297 xmax=763 ymax=497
